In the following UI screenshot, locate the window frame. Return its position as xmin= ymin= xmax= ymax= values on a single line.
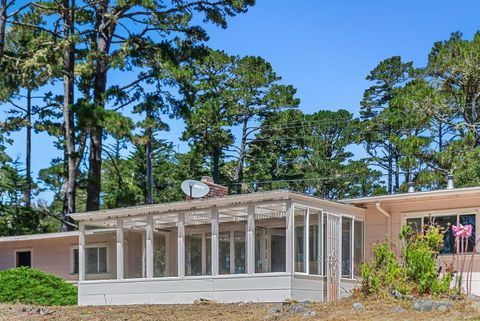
xmin=292 ymin=204 xmax=365 ymax=280
xmin=14 ymin=248 xmax=33 ymax=268
xmin=71 ymin=243 xmax=109 ymax=275
xmin=402 ymin=208 xmax=479 ymax=255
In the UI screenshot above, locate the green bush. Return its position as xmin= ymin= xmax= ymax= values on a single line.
xmin=360 ymin=224 xmax=452 ymax=297
xmin=0 ymin=267 xmax=77 ymax=305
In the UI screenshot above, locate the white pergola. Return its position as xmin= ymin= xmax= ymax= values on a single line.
xmin=71 ymin=190 xmax=365 ymax=305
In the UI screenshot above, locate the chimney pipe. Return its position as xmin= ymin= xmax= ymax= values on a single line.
xmin=407 ymin=181 xmax=415 ymax=193
xmin=446 ymin=174 xmax=454 ymax=190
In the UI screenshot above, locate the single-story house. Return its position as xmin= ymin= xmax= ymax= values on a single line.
xmin=1 ymin=177 xmax=480 ymax=305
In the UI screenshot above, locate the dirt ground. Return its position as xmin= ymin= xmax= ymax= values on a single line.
xmin=1 ymin=297 xmax=480 ymax=321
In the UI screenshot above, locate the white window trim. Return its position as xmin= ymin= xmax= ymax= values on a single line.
xmin=402 ymin=208 xmax=479 ymax=254
xmin=14 ymin=248 xmax=33 ymax=268
xmin=71 ymin=243 xmax=109 ymax=275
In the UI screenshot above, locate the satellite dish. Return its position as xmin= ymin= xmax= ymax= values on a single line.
xmin=181 ymin=179 xmax=210 ymax=198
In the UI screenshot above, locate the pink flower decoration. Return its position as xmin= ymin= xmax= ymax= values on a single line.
xmin=452 ymin=224 xmax=473 ymax=238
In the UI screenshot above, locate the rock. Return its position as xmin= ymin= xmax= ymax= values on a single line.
xmin=268 ymin=304 xmax=282 ymax=315
xmin=412 ymin=299 xmax=434 ymax=312
xmin=287 ymin=303 xmax=308 ymax=314
xmin=391 ymin=306 xmax=404 ymax=313
xmin=437 ymin=305 xmax=449 ymax=312
xmin=433 ymin=299 xmax=453 ymax=311
xmin=287 ymin=303 xmax=316 ymax=318
xmin=352 ymin=302 xmax=364 ymax=311
xmin=193 ymin=298 xmax=216 ymax=305
xmin=302 ymin=310 xmax=317 ymax=318
xmin=391 ymin=289 xmax=413 ymax=301
xmin=391 ymin=290 xmax=403 ymax=300
xmin=265 ymin=304 xmax=283 ymax=320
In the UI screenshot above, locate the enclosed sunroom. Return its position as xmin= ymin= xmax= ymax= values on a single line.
xmin=71 ymin=191 xmax=365 ymax=305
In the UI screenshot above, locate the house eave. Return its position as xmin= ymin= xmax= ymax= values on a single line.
xmin=69 ymin=190 xmax=363 ymax=223
xmin=0 ymin=231 xmax=79 ymax=242
xmin=339 ymin=186 xmax=480 ymax=207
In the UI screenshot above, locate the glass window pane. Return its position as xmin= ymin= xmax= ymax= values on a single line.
xmin=342 ymin=217 xmax=352 ymax=278
xmin=294 ymin=207 xmax=306 ymax=273
xmin=206 ymin=233 xmax=211 ymax=275
xmin=426 ymin=215 xmax=457 ymax=254
xmin=123 ymin=226 xmax=144 ymax=279
xmin=185 ymin=234 xmax=203 ymax=276
xmin=309 ymin=209 xmax=323 ymax=275
xmin=354 ymin=221 xmax=364 ymax=278
xmin=255 ymin=227 xmax=267 ymax=273
xmin=234 ymin=231 xmax=246 ymax=274
xmin=86 ymin=248 xmax=98 ymax=274
xmin=219 ymin=231 xmax=231 ymax=274
xmin=73 ymin=249 xmax=79 ymax=274
xmin=406 ymin=218 xmax=422 ymax=234
xmin=153 ymin=232 xmax=168 ymax=277
xmin=98 ymin=247 xmax=107 ymax=273
xmin=270 ymin=228 xmax=286 ymax=272
xmin=460 ymin=214 xmax=476 ymax=252
xmin=254 ymin=203 xmax=287 ymax=273
xmin=84 ymin=223 xmax=116 ymax=280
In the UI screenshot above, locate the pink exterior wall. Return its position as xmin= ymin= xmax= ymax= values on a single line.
xmin=362 ymin=194 xmax=480 ymax=271
xmin=0 ymin=235 xmax=79 ymax=281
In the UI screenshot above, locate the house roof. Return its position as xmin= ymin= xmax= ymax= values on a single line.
xmin=0 ymin=231 xmax=79 ymax=242
xmin=340 ymin=186 xmax=480 ymax=207
xmin=69 ymin=190 xmax=364 ymax=223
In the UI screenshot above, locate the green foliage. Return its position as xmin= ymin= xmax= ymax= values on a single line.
xmin=247 ymin=109 xmax=385 ymax=198
xmin=361 ymin=225 xmax=451 ymax=297
xmin=0 ymin=267 xmax=77 ymax=306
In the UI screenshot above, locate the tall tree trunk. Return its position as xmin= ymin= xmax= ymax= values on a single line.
xmin=235 ymin=118 xmax=248 ymax=194
xmin=25 ymin=88 xmax=31 ymax=208
xmin=145 ymin=110 xmax=153 ymax=204
xmin=86 ymin=2 xmax=114 ymax=211
xmin=0 ymin=0 xmax=7 ymax=60
xmin=387 ymin=141 xmax=393 ymax=194
xmin=212 ymin=146 xmax=220 ymax=184
xmin=438 ymin=121 xmax=443 ymax=152
xmin=62 ymin=0 xmax=76 ymax=231
xmin=394 ymin=151 xmax=400 ymax=193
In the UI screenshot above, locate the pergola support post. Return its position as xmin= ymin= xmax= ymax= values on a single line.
xmin=247 ymin=205 xmax=255 ymax=274
xmin=285 ymin=200 xmax=294 ymax=274
xmin=79 ymin=222 xmax=85 ymax=281
xmin=177 ymin=213 xmax=185 ymax=277
xmin=116 ymin=219 xmax=124 ymax=280
xmin=211 ymin=207 xmax=219 ymax=276
xmin=305 ymin=208 xmax=310 ymax=274
xmin=146 ymin=215 xmax=154 ymax=279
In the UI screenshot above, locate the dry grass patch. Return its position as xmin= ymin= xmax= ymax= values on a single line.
xmin=0 ymin=297 xmax=479 ymax=321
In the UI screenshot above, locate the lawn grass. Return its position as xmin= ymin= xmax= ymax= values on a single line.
xmin=0 ymin=297 xmax=478 ymax=321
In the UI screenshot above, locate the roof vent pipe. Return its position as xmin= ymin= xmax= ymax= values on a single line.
xmin=407 ymin=181 xmax=415 ymax=193
xmin=446 ymin=174 xmax=454 ymax=190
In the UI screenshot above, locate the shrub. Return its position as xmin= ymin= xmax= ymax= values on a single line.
xmin=360 ymin=224 xmax=451 ymax=297
xmin=0 ymin=267 xmax=77 ymax=305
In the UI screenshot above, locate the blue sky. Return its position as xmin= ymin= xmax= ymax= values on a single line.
xmin=5 ymin=0 xmax=480 ymax=202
